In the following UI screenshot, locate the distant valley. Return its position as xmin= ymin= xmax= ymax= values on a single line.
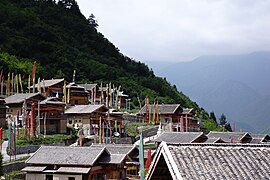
xmin=151 ymin=52 xmax=270 ymax=132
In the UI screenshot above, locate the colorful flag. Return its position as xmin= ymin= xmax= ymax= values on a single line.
xmin=100 ymin=82 xmax=103 ymax=104
xmin=42 ymin=78 xmax=46 ymax=94
xmin=67 ymin=86 xmax=70 ymax=104
xmin=145 ymin=96 xmax=149 ymax=123
xmin=0 ymin=127 xmax=2 ymax=150
xmin=72 ymin=70 xmax=76 ymax=83
xmin=1 ymin=76 xmax=4 ymax=95
xmin=99 ymin=117 xmax=102 ymax=144
xmin=145 ymin=148 xmax=152 ymax=171
xmin=11 ymin=73 xmax=14 ymax=95
xmin=105 ymin=84 xmax=109 ymax=108
xmin=156 ymin=101 xmax=159 ymax=124
xmin=22 ymin=99 xmax=26 ymax=129
xmin=37 ymin=77 xmax=41 ymax=92
xmin=109 ymin=82 xmax=112 ymax=107
xmin=19 ymin=74 xmax=23 ymax=93
xmin=31 ymin=103 xmax=36 ymax=140
xmin=7 ymin=72 xmax=10 ymax=96
xmin=63 ymin=81 xmax=66 ymax=104
xmin=139 ymin=132 xmax=145 ymax=180
xmin=32 ymin=62 xmax=36 ymax=93
xmin=28 ymin=75 xmax=31 ymax=93
xmin=13 ymin=116 xmax=16 ymax=157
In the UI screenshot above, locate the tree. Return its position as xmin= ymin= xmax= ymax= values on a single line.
xmin=219 ymin=113 xmax=227 ymax=126
xmin=87 ymin=13 xmax=98 ymax=28
xmin=225 ymin=123 xmax=233 ymax=132
xmin=219 ymin=113 xmax=232 ymax=132
xmin=210 ymin=111 xmax=217 ymax=124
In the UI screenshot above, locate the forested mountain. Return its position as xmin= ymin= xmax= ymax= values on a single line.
xmin=156 ymin=52 xmax=270 ymax=132
xmin=0 ymin=0 xmax=204 ymax=115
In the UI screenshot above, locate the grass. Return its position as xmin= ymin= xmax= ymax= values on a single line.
xmin=2 ymin=127 xmax=77 ymax=147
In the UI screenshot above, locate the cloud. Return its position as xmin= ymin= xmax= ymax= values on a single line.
xmin=76 ymin=0 xmax=270 ymax=62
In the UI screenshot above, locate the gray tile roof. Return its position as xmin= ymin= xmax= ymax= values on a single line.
xmin=78 ymin=84 xmax=97 ymax=90
xmin=31 ymin=79 xmax=64 ymax=88
xmin=91 ymin=144 xmax=136 ymax=164
xmin=98 ymin=154 xmax=127 ymax=164
xmin=40 ymin=97 xmax=65 ymax=105
xmin=57 ymin=167 xmax=91 ymax=174
xmin=25 ymin=146 xmax=107 ymax=166
xmin=21 ymin=166 xmax=47 ymax=172
xmin=65 ymin=105 xmax=106 ymax=114
xmin=250 ymin=134 xmax=270 ymax=142
xmin=5 ymin=93 xmax=45 ymax=104
xmin=92 ymin=144 xmax=135 ymax=155
xmin=138 ymin=104 xmax=182 ymax=115
xmin=146 ymin=143 xmax=270 ymax=180
xmin=182 ymin=108 xmax=194 ymax=114
xmin=203 ymin=137 xmax=225 ymax=143
xmin=207 ymin=131 xmax=252 ymax=143
xmin=153 ymin=132 xmax=207 ymax=143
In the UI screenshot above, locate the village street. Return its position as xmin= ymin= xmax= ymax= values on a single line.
xmin=1 ymin=141 xmax=32 ymax=162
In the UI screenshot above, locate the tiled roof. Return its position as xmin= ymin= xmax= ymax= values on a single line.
xmin=21 ymin=166 xmax=47 ymax=172
xmin=5 ymin=93 xmax=45 ymax=104
xmin=203 ymin=137 xmax=225 ymax=143
xmin=250 ymin=134 xmax=270 ymax=143
xmin=153 ymin=132 xmax=207 ymax=143
xmin=25 ymin=146 xmax=107 ymax=166
xmin=138 ymin=104 xmax=182 ymax=115
xmin=182 ymin=108 xmax=193 ymax=114
xmin=66 ymin=82 xmax=84 ymax=89
xmin=91 ymin=144 xmax=136 ymax=164
xmin=146 ymin=143 xmax=270 ymax=180
xmin=78 ymin=84 xmax=97 ymax=90
xmin=65 ymin=104 xmax=106 ymax=114
xmin=57 ymin=167 xmax=91 ymax=174
xmin=31 ymin=79 xmax=64 ymax=88
xmin=40 ymin=97 xmax=65 ymax=105
xmin=207 ymin=131 xmax=252 ymax=143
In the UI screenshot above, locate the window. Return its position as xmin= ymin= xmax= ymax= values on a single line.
xmin=68 ymin=177 xmax=75 ymax=180
xmin=45 ymin=175 xmax=53 ymax=180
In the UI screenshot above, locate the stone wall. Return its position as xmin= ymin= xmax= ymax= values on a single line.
xmin=3 ymin=161 xmax=26 ymax=174
xmin=7 ymin=145 xmax=40 ymax=155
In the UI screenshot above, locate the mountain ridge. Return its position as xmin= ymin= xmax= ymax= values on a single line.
xmin=156 ymin=52 xmax=270 ymax=132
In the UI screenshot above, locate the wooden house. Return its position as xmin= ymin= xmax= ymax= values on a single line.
xmin=22 ymin=146 xmax=110 ymax=180
xmin=153 ymin=132 xmax=208 ymax=146
xmin=5 ymin=93 xmax=46 ymax=119
xmin=67 ymin=83 xmax=89 ymax=105
xmin=78 ymin=84 xmax=97 ymax=105
xmin=91 ymin=144 xmax=139 ymax=179
xmin=39 ymin=97 xmax=66 ymax=134
xmin=207 ymin=131 xmax=252 ymax=143
xmin=65 ymin=104 xmax=108 ymax=138
xmin=30 ymin=79 xmax=64 ymax=98
xmin=145 ymin=142 xmax=270 ymax=180
xmin=95 ymin=86 xmax=129 ymax=109
xmin=138 ymin=104 xmax=199 ymax=132
xmin=22 ymin=144 xmax=139 ymax=180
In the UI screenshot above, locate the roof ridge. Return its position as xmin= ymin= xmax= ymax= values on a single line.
xmin=166 ymin=142 xmax=270 ymax=147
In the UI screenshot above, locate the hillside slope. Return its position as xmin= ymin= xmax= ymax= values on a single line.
xmin=157 ymin=52 xmax=270 ymax=132
xmin=0 ymin=0 xmax=200 ymax=113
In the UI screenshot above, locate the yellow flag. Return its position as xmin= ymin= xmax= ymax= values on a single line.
xmin=7 ymin=72 xmax=10 ymax=96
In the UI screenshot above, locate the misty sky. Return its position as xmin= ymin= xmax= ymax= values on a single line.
xmin=76 ymin=0 xmax=270 ymax=62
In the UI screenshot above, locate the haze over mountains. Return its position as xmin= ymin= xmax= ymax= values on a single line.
xmin=154 ymin=52 xmax=270 ymax=132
